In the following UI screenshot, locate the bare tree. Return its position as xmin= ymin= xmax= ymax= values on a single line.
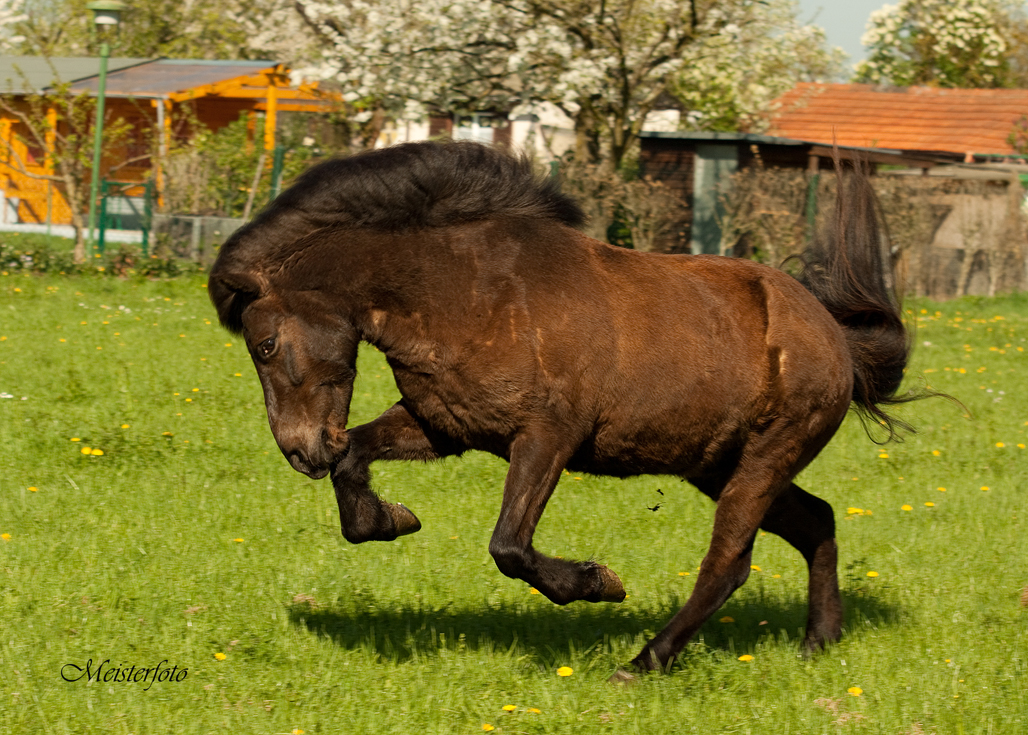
xmin=0 ymin=79 xmax=141 ymax=260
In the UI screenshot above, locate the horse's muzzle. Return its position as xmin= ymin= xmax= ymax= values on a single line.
xmin=279 ymin=426 xmax=348 ymax=480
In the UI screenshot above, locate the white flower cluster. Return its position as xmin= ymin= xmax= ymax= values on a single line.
xmin=855 ymin=0 xmax=1011 ymax=87
xmin=0 ymin=0 xmax=25 ymax=52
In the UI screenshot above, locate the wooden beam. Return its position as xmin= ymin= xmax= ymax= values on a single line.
xmin=807 ymin=144 xmax=949 ymax=169
xmin=264 ymin=83 xmax=277 ymax=152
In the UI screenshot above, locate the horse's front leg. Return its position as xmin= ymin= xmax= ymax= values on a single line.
xmin=331 ymin=401 xmax=463 ymax=543
xmin=488 ymin=428 xmax=625 ymax=605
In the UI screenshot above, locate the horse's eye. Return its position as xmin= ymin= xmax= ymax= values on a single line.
xmin=258 ymin=338 xmax=276 ymax=357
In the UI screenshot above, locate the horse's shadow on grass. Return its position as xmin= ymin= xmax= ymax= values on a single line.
xmin=288 ymin=589 xmax=901 ymax=665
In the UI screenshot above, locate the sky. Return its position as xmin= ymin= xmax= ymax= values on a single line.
xmin=796 ymin=0 xmax=889 ymax=67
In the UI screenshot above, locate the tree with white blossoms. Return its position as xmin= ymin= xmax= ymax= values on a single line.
xmin=673 ymin=0 xmax=844 ymax=132
xmin=287 ymin=0 xmax=837 ymax=172
xmin=0 ymin=0 xmax=24 ymax=52
xmin=855 ymin=0 xmax=1017 ymax=88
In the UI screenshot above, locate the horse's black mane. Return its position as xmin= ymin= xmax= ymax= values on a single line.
xmin=216 ymin=140 xmax=585 ymax=273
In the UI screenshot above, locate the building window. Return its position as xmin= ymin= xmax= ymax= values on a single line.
xmin=454 ymin=113 xmax=502 ymax=144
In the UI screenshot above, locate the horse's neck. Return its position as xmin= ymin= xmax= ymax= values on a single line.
xmin=337 ymin=235 xmax=439 ymax=358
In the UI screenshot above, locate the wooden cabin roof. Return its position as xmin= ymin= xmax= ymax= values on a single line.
xmin=0 ymin=56 xmax=152 ymax=93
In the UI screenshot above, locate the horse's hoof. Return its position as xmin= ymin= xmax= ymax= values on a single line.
xmin=608 ymin=668 xmax=637 ymax=685
xmin=384 ymin=502 xmax=422 ymax=537
xmin=597 ymin=565 xmax=626 ymax=602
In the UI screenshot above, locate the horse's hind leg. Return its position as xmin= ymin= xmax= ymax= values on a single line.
xmin=626 ymin=475 xmax=777 ymax=673
xmin=759 ymin=482 xmax=842 ymax=652
xmin=488 ymin=428 xmax=625 ymax=605
xmin=331 ymin=401 xmax=464 ymax=543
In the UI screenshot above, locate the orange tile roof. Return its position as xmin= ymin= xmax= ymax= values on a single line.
xmin=768 ymin=83 xmax=1028 ymax=156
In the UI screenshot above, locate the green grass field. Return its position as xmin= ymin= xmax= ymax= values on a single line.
xmin=0 ymin=271 xmax=1025 ymax=734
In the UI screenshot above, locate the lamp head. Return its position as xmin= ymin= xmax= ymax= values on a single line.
xmin=86 ymin=0 xmax=127 ymax=27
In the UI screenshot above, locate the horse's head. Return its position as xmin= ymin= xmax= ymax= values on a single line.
xmin=210 ymin=270 xmax=358 ymax=479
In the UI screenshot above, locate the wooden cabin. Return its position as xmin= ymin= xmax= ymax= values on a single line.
xmin=0 ymin=57 xmax=337 ymax=227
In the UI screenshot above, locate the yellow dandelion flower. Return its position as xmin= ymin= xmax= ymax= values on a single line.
xmin=80 ymin=446 xmax=92 ymax=455
xmin=848 ymin=686 xmax=863 ymax=696
xmin=556 ymin=666 xmax=573 ymax=677
xmin=90 ymin=448 xmax=104 ymax=456
xmin=720 ymin=616 xmax=735 ymax=623
xmin=937 ymin=487 xmax=946 ymax=492
xmin=981 ymin=486 xmax=989 ymax=492
xmin=925 ymin=502 xmax=935 ymax=507
xmin=224 ymin=343 xmax=232 ymax=347
xmin=482 ymin=725 xmax=495 ymax=732
xmin=70 ymin=437 xmax=80 ymax=442
xmin=234 ymin=538 xmax=244 ymax=542
xmin=291 ymin=730 xmax=304 ymax=735
xmin=866 ymin=571 xmax=879 ymax=578
xmin=1 ymin=533 xmax=10 ymax=541
xmin=28 ymin=486 xmax=37 ymax=492
xmin=996 ymin=442 xmax=1005 ymax=448
xmin=678 ymin=571 xmax=690 ymax=576
xmin=234 ymin=372 xmax=242 ymax=377
xmin=121 ymin=424 xmax=129 ymax=429
xmin=750 ymin=565 xmax=761 ymax=571
xmin=214 ymin=652 xmax=227 ymax=661
xmin=529 ymin=587 xmax=540 ymax=595
xmin=1019 ymin=444 xmax=1026 ymax=449
xmin=527 ymin=708 xmax=541 ymax=714
xmin=502 ymin=704 xmax=517 ymax=712
xmin=931 ymin=450 xmax=941 ymax=456
xmin=901 ymin=504 xmax=913 ymax=511
xmin=738 ymin=654 xmax=754 ymax=661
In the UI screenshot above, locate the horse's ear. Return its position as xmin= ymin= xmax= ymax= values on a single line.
xmin=209 ymin=270 xmax=264 ymax=333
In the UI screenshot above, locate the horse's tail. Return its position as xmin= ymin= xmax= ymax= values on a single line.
xmin=794 ymin=162 xmax=917 ymax=440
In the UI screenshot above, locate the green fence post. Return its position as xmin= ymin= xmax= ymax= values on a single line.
xmin=97 ymin=179 xmax=109 ymax=255
xmin=805 ymin=173 xmax=820 ymax=237
xmin=269 ymin=145 xmax=287 ymax=202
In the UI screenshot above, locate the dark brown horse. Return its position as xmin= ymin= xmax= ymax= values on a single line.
xmin=209 ymin=141 xmax=912 ymax=678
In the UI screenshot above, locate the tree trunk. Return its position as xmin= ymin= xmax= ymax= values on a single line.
xmin=65 ymin=178 xmax=87 ymax=263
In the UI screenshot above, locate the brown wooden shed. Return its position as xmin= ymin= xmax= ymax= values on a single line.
xmin=638 ymin=131 xmax=958 ymax=254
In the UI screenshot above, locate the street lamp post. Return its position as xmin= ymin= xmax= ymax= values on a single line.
xmin=85 ymin=0 xmax=125 ymax=257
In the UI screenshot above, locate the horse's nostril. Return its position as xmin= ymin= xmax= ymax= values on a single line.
xmin=287 ymin=451 xmax=307 ymax=472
